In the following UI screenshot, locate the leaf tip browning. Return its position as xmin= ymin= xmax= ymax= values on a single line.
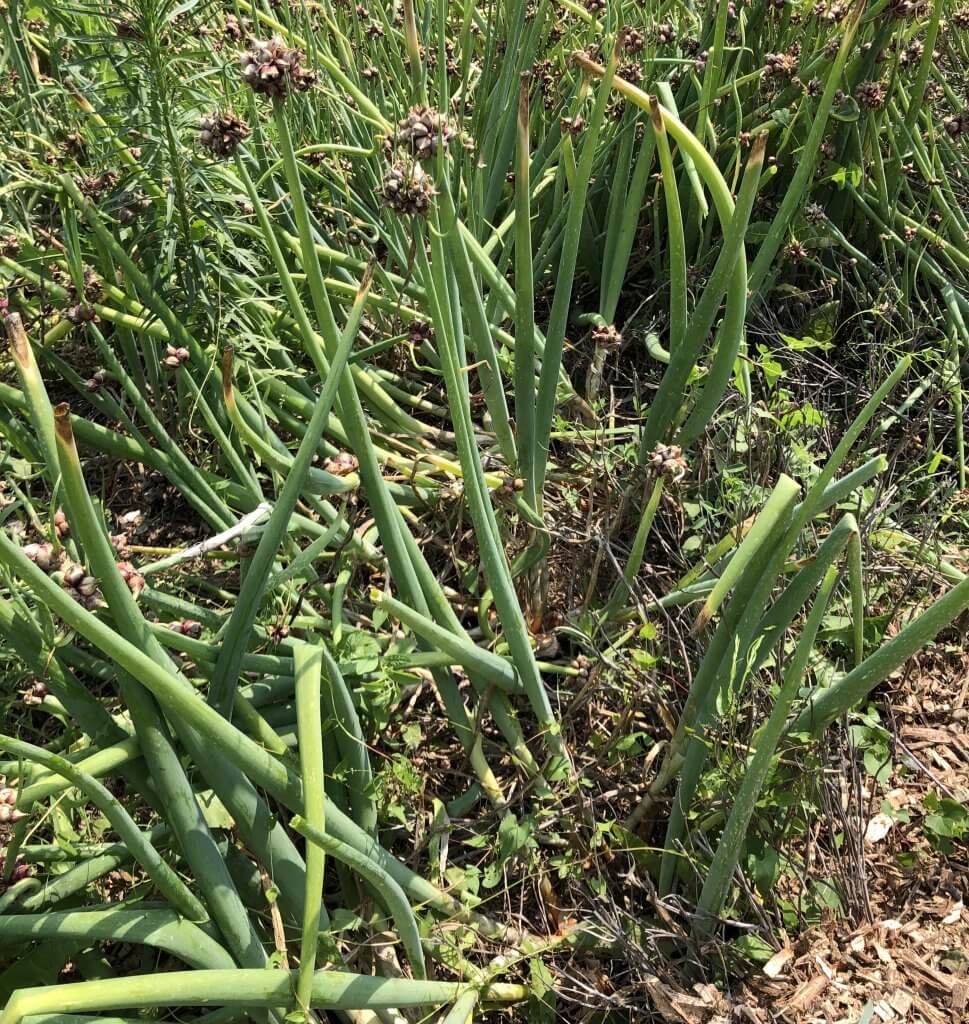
xmin=358 ymin=260 xmax=375 ymax=297
xmin=749 ymin=131 xmax=768 ymax=167
xmin=4 ymin=313 xmax=30 ymax=368
xmin=609 ymin=34 xmax=624 ymax=66
xmin=518 ymin=71 xmax=530 ymax=129
xmin=572 ymin=49 xmax=601 ymax=76
xmin=53 ymin=402 xmax=74 ymax=444
xmin=692 ymin=606 xmax=713 ymax=634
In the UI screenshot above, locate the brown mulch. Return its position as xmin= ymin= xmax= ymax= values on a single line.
xmin=636 ymin=645 xmax=969 ymax=1024
xmin=507 ymin=644 xmax=968 ymax=1024
xmin=739 ymin=893 xmax=969 ymax=1023
xmin=632 ymin=818 xmax=967 ymax=1024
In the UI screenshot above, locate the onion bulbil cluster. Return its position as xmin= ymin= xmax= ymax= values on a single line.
xmin=380 ymin=162 xmax=436 ymax=217
xmin=239 ymin=37 xmax=316 ymax=97
xmin=199 ymin=111 xmax=250 ymax=157
xmin=394 ymin=105 xmax=455 ymax=161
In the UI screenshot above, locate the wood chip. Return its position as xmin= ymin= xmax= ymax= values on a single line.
xmin=942 ymin=900 xmax=964 ymax=925
xmin=815 ymin=956 xmax=836 ymax=980
xmin=763 ymin=948 xmax=794 ymax=979
xmin=887 ymin=990 xmax=912 ymax=1017
xmin=900 ymin=726 xmax=956 ymax=745
xmin=865 ymin=813 xmax=895 ymax=844
xmin=953 ymin=981 xmax=968 ymax=1013
xmin=909 ymin=990 xmax=948 ymax=1024
xmin=693 ymin=982 xmax=726 ymax=1010
xmin=896 ymin=951 xmax=955 ymax=993
xmin=783 ymin=973 xmax=830 ymax=1013
xmin=644 ymin=975 xmax=717 ymax=1024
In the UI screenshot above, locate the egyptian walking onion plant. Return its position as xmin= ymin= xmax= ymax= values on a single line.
xmin=1 ymin=2 xmax=969 ymax=1019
